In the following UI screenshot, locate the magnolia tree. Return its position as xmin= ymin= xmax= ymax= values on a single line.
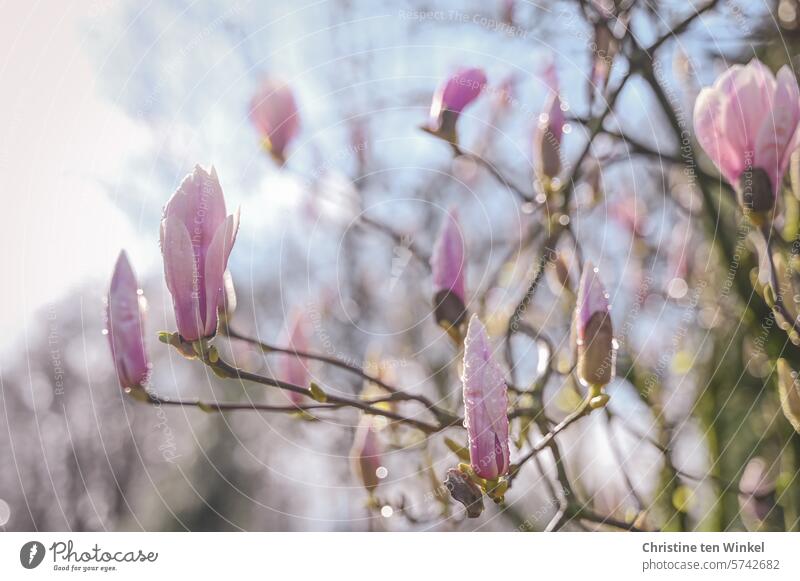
xmin=102 ymin=0 xmax=800 ymax=532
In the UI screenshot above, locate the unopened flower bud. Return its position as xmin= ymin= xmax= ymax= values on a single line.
xmin=249 ymin=77 xmax=300 ymax=165
xmin=161 ymin=165 xmax=240 ymax=342
xmin=777 ymin=358 xmax=800 ymax=432
xmin=575 ymin=263 xmax=615 ymax=389
xmin=351 ymin=416 xmax=383 ymax=493
xmin=431 ymin=209 xmax=468 ymax=335
xmin=426 ymin=68 xmax=487 ymax=144
xmin=106 ymin=251 xmax=150 ymax=391
xmin=462 ymin=315 xmax=510 ymax=480
xmin=534 ymin=91 xmax=564 ymax=186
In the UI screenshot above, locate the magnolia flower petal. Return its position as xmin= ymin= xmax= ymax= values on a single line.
xmin=161 ymin=215 xmax=202 ymax=341
xmin=167 ymin=165 xmax=228 ymax=250
xmin=440 ymin=68 xmax=487 ymax=113
xmin=755 ymin=66 xmax=800 ymax=194
xmin=720 ymin=60 xmax=775 ymax=155
xmin=694 ymin=86 xmax=745 ymax=184
xmin=202 ymin=211 xmax=240 ymax=337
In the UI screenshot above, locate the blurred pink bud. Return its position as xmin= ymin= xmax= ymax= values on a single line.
xmin=431 ymin=209 xmax=468 ymax=330
xmin=160 ymin=165 xmax=240 ymax=342
xmin=534 ymin=77 xmax=566 ymax=186
xmin=491 ymin=74 xmax=516 ymax=116
xmin=590 ymin=23 xmax=616 ymax=94
xmin=693 ymin=59 xmax=800 ymax=212
xmin=500 ymin=0 xmax=515 ymax=26
xmin=462 ymin=315 xmax=509 ymax=480
xmin=610 ymin=196 xmax=648 ymax=239
xmin=575 ymin=263 xmax=614 ymax=388
xmin=351 ymin=416 xmax=383 ymax=492
xmin=249 ymin=77 xmax=300 ymax=165
xmin=427 ymin=67 xmax=487 ymax=141
xmin=589 ymin=0 xmax=616 ymax=18
xmin=738 ymin=457 xmax=782 ymax=531
xmin=106 ymin=251 xmax=150 ymax=390
xmin=281 ymin=312 xmax=310 ymax=406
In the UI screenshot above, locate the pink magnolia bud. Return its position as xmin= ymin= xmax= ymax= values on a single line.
xmin=500 ymin=0 xmax=515 ymax=26
xmin=575 ymin=263 xmax=614 ymax=390
xmin=738 ymin=457 xmax=782 ymax=531
xmin=431 ymin=209 xmax=467 ymax=331
xmin=427 ymin=67 xmax=487 ymax=142
xmin=106 ymin=251 xmax=150 ymax=390
xmin=610 ymin=196 xmax=648 ymax=239
xmin=281 ymin=311 xmax=310 ymax=406
xmin=160 ymin=165 xmax=240 ymax=342
xmin=462 ymin=315 xmax=509 ymax=480
xmin=249 ymin=77 xmax=300 ymax=165
xmin=693 ymin=59 xmax=800 ymax=213
xmin=351 ymin=416 xmax=383 ymax=492
xmin=591 ymin=23 xmax=616 ymax=95
xmin=534 ymin=72 xmax=566 ymax=187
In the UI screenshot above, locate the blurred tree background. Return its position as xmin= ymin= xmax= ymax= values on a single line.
xmin=2 ymin=0 xmax=800 ymax=532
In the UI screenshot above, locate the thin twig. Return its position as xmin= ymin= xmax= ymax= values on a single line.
xmin=223 ymin=326 xmax=463 ymax=428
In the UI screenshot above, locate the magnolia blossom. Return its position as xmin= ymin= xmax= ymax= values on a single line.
xmin=106 ymin=251 xmax=149 ymax=390
xmin=431 ymin=209 xmax=467 ymax=330
xmin=161 ymin=165 xmax=240 ymax=342
xmin=575 ymin=262 xmax=614 ymax=388
xmin=281 ymin=312 xmax=310 ymax=406
xmin=462 ymin=315 xmax=509 ymax=480
xmin=249 ymin=77 xmax=300 ymax=165
xmin=693 ymin=59 xmax=800 ymax=212
xmin=534 ymin=66 xmax=566 ymax=186
xmin=351 ymin=416 xmax=383 ymax=492
xmin=427 ymin=67 xmax=487 ymax=141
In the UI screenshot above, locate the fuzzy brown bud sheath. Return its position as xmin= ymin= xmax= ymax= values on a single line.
xmin=444 ymin=468 xmax=484 ymax=518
